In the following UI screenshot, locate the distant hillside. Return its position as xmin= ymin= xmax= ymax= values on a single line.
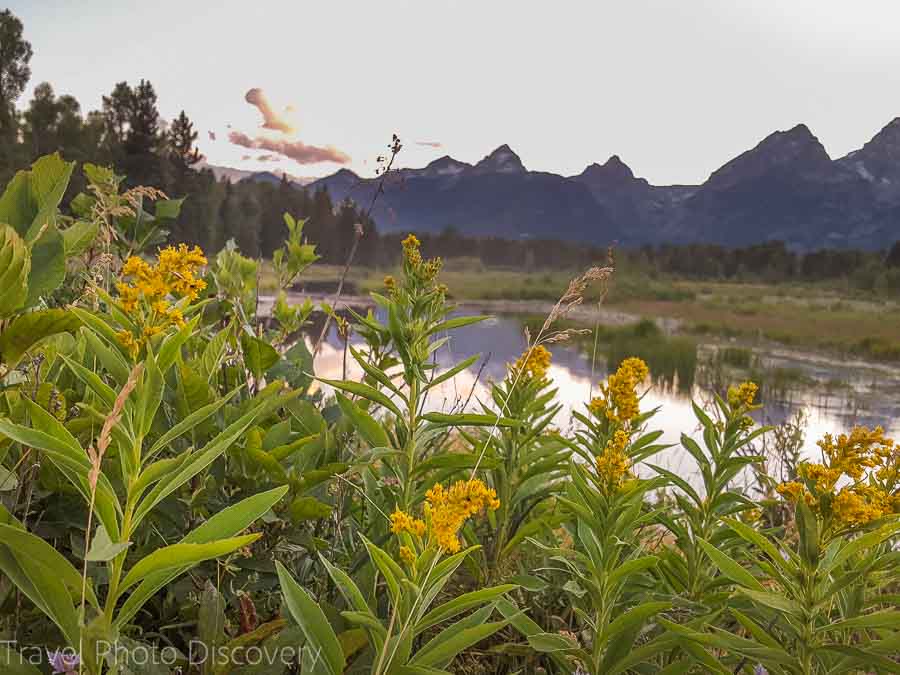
xmin=303 ymin=118 xmax=900 ymax=250
xmin=197 ymin=161 xmax=315 ymax=186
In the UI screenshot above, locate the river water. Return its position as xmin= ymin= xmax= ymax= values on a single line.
xmin=310 ymin=311 xmax=900 ymax=486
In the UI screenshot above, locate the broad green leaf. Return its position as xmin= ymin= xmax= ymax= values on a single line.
xmin=24 ymin=224 xmax=66 ymax=308
xmin=417 ymin=584 xmax=518 ymax=634
xmin=119 ymin=534 xmax=260 ymax=592
xmin=0 ymin=224 xmax=30 ymax=318
xmin=0 ymin=310 xmax=78 ymax=368
xmin=86 ymin=522 xmax=131 ymax=562
xmin=241 ymin=332 xmax=279 ymax=380
xmin=116 ymin=486 xmax=288 ymax=627
xmin=276 ymin=561 xmax=345 ymax=675
xmin=335 ymin=392 xmax=389 ymax=448
xmin=0 ymin=645 xmax=43 ymax=675
xmin=421 ymin=412 xmax=520 ymax=428
xmin=697 ymin=538 xmax=764 ymax=591
xmin=289 ymin=496 xmax=333 ymax=522
xmin=317 ymin=377 xmax=404 ymax=420
xmin=61 ymin=219 xmax=99 ymax=255
xmin=526 ymin=632 xmax=579 ymax=652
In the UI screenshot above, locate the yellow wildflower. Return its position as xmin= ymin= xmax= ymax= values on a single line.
xmin=424 ymin=479 xmax=500 ymax=553
xmin=727 ymin=381 xmax=758 ymax=409
xmin=595 ymin=430 xmax=632 ymax=489
xmin=390 ymin=509 xmax=426 ymax=538
xmin=115 ymin=245 xmax=207 ymax=357
xmin=383 ymin=275 xmax=396 ymax=291
xmin=590 ymin=357 xmax=649 ymax=424
xmin=512 ymin=345 xmax=552 ymax=381
xmin=399 ymin=545 xmax=416 ymax=566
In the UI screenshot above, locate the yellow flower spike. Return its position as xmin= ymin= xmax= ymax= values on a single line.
xmin=424 ymin=479 xmax=500 ymax=553
xmin=595 ymin=430 xmax=633 ymax=489
xmin=399 ymin=545 xmax=416 ymax=566
xmin=390 ymin=509 xmax=426 ymax=538
xmin=727 ymin=381 xmax=759 ymax=409
xmin=591 ymin=357 xmax=649 ymax=424
xmin=512 ymin=345 xmax=552 ymax=381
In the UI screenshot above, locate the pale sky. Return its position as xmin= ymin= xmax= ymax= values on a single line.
xmin=10 ymin=0 xmax=900 ymax=183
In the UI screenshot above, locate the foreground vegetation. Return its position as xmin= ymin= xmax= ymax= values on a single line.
xmin=0 ymin=155 xmax=898 ymax=674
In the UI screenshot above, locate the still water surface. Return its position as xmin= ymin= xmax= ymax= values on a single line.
xmin=311 ymin=312 xmax=900 ymax=485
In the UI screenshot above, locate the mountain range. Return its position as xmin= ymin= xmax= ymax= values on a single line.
xmin=252 ymin=118 xmax=900 ymax=249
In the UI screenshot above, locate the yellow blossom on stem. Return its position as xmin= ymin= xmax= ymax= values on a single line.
xmin=390 ymin=509 xmax=426 ymax=538
xmin=399 ymin=545 xmax=416 ymax=566
xmin=727 ymin=381 xmax=759 ymax=409
xmin=595 ymin=429 xmax=632 ymax=489
xmin=424 ymin=479 xmax=500 ymax=553
xmin=590 ymin=357 xmax=649 ymax=425
xmin=512 ymin=345 xmax=552 ymax=381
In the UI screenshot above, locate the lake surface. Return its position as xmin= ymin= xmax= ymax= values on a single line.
xmin=311 ymin=311 xmax=900 ymax=486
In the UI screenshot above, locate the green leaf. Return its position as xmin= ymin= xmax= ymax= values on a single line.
xmin=155 ymin=197 xmax=184 ymax=220
xmin=116 ymin=486 xmax=288 ymax=627
xmin=410 ymin=618 xmax=508 ymax=668
xmin=598 ymin=601 xmax=669 ymax=645
xmin=0 ymin=308 xmax=80 ymax=367
xmin=697 ymin=538 xmax=764 ymax=591
xmin=526 ymin=632 xmax=579 ymax=652
xmin=86 ymin=522 xmax=131 ymax=562
xmin=796 ymin=499 xmax=819 ymax=570
xmin=276 ymin=561 xmax=345 ymax=675
xmin=119 ymin=534 xmax=260 ymax=592
xmin=421 ymin=412 xmax=520 ymax=428
xmin=818 ymin=609 xmax=900 ymax=633
xmin=241 ymin=332 xmax=279 ymax=380
xmin=417 ymin=585 xmax=518 ymax=634
xmin=62 ymin=219 xmax=99 ymax=256
xmin=0 ymin=224 xmax=30 ymax=318
xmin=0 ymin=523 xmax=98 ymax=606
xmin=289 ymin=496 xmax=333 ymax=522
xmin=0 ymin=645 xmax=43 ymax=674
xmin=24 ymin=224 xmax=65 ymax=308
xmin=317 ymin=377 xmax=404 ymax=420
xmin=738 ymin=588 xmax=803 ymax=617
xmin=335 ymin=392 xmax=389 ymax=448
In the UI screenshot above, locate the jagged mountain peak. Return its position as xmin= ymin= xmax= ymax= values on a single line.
xmin=579 ymin=155 xmax=636 ymax=182
xmin=473 ymin=144 xmax=526 ymax=174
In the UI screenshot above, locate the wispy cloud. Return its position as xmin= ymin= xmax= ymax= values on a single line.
xmin=228 ymin=131 xmax=351 ymax=165
xmin=416 ymin=140 xmax=442 ymax=148
xmin=245 ymin=87 xmax=296 ymax=135
xmin=256 ymin=154 xmax=281 ymax=162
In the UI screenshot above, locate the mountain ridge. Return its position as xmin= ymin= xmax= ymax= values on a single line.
xmin=237 ymin=118 xmax=900 ymax=250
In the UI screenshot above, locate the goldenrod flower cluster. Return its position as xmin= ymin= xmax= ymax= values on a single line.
xmin=777 ymin=426 xmax=898 ymax=530
xmin=589 ymin=357 xmax=649 ymax=424
xmin=399 ymin=545 xmax=416 ymax=566
xmin=383 ymin=275 xmax=396 ymax=292
xmin=401 ymin=233 xmax=443 ymax=286
xmin=114 ymin=244 xmax=207 ymax=356
xmin=390 ymin=509 xmax=426 ymax=537
xmin=424 ymin=479 xmax=501 ymax=553
xmin=728 ymin=381 xmax=758 ymax=409
xmin=512 ymin=345 xmax=552 ymax=381
xmin=595 ymin=429 xmax=632 ymax=489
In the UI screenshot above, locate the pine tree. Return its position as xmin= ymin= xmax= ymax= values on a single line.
xmin=168 ymin=110 xmax=202 ymax=167
xmin=0 ymin=10 xmax=32 ymax=139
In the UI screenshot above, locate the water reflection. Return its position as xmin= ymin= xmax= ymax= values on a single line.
xmin=311 ymin=312 xmax=900 ymax=482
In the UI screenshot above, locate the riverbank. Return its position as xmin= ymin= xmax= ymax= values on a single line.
xmin=258 ymin=261 xmax=900 ymax=362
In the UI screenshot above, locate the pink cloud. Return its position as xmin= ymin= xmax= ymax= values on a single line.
xmin=228 ymin=131 xmax=351 ymax=165
xmin=245 ymin=88 xmax=295 ymax=135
